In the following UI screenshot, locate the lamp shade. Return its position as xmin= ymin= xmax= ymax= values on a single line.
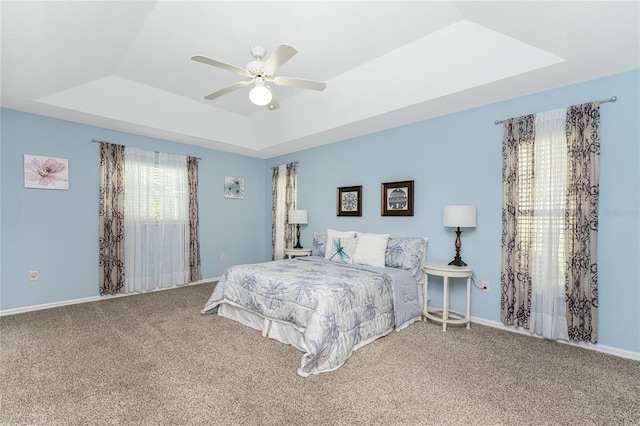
xmin=443 ymin=205 xmax=476 ymax=228
xmin=288 ymin=210 xmax=308 ymax=224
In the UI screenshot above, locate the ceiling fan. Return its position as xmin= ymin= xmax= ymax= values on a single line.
xmin=192 ymin=44 xmax=326 ymax=111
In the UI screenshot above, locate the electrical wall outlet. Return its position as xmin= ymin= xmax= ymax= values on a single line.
xmin=29 ymin=271 xmax=39 ymax=281
xmin=481 ymin=280 xmax=489 ymax=292
xmin=220 ymin=252 xmax=226 ymax=261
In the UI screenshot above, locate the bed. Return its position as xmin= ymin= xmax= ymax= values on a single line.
xmin=202 ymin=231 xmax=428 ymax=376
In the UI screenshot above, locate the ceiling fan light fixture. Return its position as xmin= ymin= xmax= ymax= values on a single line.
xmin=249 ymin=77 xmax=272 ymax=106
xmin=192 ymin=44 xmax=325 ymax=109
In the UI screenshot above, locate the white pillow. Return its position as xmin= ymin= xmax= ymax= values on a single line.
xmin=354 ymin=232 xmax=390 ymax=267
xmin=325 ymin=229 xmax=356 ymax=260
xmin=329 ymin=237 xmax=358 ymax=264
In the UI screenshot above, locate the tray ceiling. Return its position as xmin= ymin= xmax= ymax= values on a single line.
xmin=2 ymin=1 xmax=638 ymax=158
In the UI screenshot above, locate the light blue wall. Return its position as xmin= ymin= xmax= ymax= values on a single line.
xmin=266 ymin=70 xmax=640 ymax=353
xmin=0 ymin=109 xmax=266 ymax=310
xmin=2 ymin=70 xmax=638 ymax=354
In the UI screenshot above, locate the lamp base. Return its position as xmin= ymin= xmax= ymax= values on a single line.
xmin=293 ymin=224 xmax=303 ymax=249
xmin=449 ymin=227 xmax=467 ymax=266
xmin=448 ymin=256 xmax=468 ymax=267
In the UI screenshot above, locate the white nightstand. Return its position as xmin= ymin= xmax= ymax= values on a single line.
xmin=285 ymin=248 xmax=312 ymax=259
xmin=423 ymin=263 xmax=473 ymax=332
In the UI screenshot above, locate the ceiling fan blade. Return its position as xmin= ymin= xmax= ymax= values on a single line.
xmin=203 ymin=81 xmax=252 ymax=100
xmin=262 ymin=44 xmax=298 ymax=75
xmin=273 ymin=76 xmax=326 ymax=91
xmin=266 ymin=86 xmax=279 ymax=111
xmin=192 ymin=54 xmax=251 ymax=77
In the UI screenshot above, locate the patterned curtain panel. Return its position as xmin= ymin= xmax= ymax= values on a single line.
xmin=565 ymin=102 xmax=600 ymax=343
xmin=285 ymin=162 xmax=297 ymax=249
xmin=500 ymin=115 xmax=536 ymax=328
xmin=271 ymin=165 xmax=279 ymax=260
xmin=98 ymin=142 xmax=125 ymax=295
xmin=187 ymin=156 xmax=202 ymax=282
xmin=270 ymin=163 xmax=297 ymax=259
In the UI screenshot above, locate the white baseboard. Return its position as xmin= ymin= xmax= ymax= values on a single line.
xmin=0 ymin=278 xmax=220 ymax=317
xmin=471 ymin=316 xmax=640 ymax=361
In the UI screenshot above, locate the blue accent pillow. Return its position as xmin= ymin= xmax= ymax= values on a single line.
xmin=312 ymin=232 xmax=327 ymax=257
xmin=385 ymin=237 xmax=428 ymax=280
xmin=329 ymin=237 xmax=358 ymax=264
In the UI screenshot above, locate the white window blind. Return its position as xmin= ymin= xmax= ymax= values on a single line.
xmin=125 ymin=156 xmax=188 ymax=222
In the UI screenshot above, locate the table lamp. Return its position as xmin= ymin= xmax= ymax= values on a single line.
xmin=288 ymin=210 xmax=308 ymax=249
xmin=443 ymin=205 xmax=476 ymax=267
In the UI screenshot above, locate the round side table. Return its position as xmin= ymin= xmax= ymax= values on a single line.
xmin=284 ymin=248 xmax=312 ymax=259
xmin=423 ymin=263 xmax=473 ymax=332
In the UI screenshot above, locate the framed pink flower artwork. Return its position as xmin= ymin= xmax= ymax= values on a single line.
xmin=24 ymin=154 xmax=69 ymax=190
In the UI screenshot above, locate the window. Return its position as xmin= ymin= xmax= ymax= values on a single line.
xmin=125 ymin=154 xmax=188 ymax=221
xmin=124 ymin=147 xmax=190 ymax=292
xmin=516 ymin=110 xmax=568 ymax=291
xmin=501 ymin=102 xmax=600 ymax=343
xmin=271 ymin=163 xmax=297 ymax=260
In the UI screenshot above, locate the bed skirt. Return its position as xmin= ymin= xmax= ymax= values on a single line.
xmin=218 ymin=303 xmax=306 ymax=352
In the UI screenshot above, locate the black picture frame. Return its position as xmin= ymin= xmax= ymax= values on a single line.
xmin=381 ymin=180 xmax=414 ymax=216
xmin=337 ymin=186 xmax=362 ymax=216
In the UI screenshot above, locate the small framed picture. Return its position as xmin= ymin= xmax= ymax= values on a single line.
xmin=337 ymin=185 xmax=362 ymax=216
xmin=381 ymin=180 xmax=414 ymax=216
xmin=24 ymin=154 xmax=69 ymax=190
xmin=224 ymin=176 xmax=244 ymax=199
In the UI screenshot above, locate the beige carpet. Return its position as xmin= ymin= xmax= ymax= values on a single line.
xmin=1 ymin=282 xmax=638 ymax=425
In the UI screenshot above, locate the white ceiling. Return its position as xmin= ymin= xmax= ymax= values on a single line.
xmin=1 ymin=1 xmax=638 ymax=159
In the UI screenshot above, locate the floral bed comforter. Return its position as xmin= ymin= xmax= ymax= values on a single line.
xmin=202 ymin=257 xmax=420 ymax=376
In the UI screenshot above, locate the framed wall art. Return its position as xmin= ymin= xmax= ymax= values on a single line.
xmin=224 ymin=176 xmax=245 ymax=199
xmin=337 ymin=185 xmax=362 ymax=216
xmin=24 ymin=154 xmax=69 ymax=190
xmin=381 ymin=180 xmax=414 ymax=216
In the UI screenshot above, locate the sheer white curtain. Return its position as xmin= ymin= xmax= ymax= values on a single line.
xmin=124 ymin=147 xmax=189 ymax=293
xmin=529 ymin=109 xmax=569 ymax=340
xmin=124 ymin=147 xmax=155 ymax=293
xmin=156 ymin=153 xmax=189 ymax=287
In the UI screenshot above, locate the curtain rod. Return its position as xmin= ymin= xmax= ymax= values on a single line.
xmin=271 ymin=161 xmax=299 ymax=168
xmin=494 ymin=96 xmax=617 ymax=125
xmin=91 ymin=139 xmax=202 ymax=160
